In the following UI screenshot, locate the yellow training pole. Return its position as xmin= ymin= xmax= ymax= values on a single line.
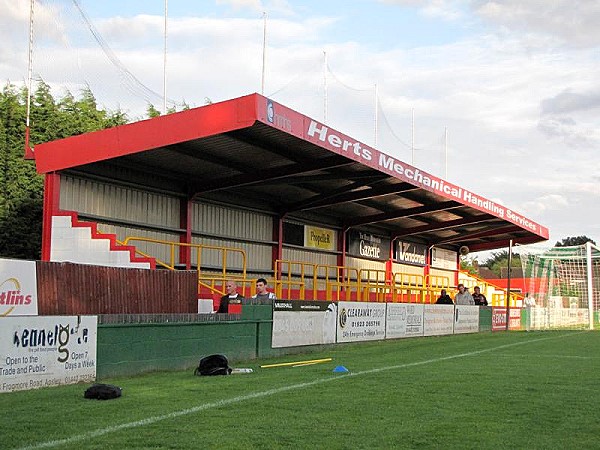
xmin=292 ymin=361 xmax=328 ymax=367
xmin=260 ymin=357 xmax=332 ymax=368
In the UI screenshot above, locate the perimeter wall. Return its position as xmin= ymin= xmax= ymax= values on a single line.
xmin=97 ymin=306 xmax=302 ymax=378
xmin=96 ymin=305 xmax=496 ymax=378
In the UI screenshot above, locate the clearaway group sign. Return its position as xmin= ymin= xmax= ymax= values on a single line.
xmin=336 ymin=301 xmax=386 ymax=343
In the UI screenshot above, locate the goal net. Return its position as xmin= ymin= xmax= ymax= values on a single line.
xmin=520 ymin=242 xmax=600 ymax=330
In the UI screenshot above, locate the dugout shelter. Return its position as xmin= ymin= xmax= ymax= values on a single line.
xmin=33 ymin=93 xmax=549 ymax=305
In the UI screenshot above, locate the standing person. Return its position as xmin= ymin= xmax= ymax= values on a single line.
xmin=454 ymin=284 xmax=474 ymax=305
xmin=435 ymin=289 xmax=454 ymax=304
xmin=472 ymin=286 xmax=488 ymax=306
xmin=218 ymin=280 xmax=244 ymax=313
xmin=524 ymin=293 xmax=536 ymax=331
xmin=252 ymin=278 xmax=277 ymax=300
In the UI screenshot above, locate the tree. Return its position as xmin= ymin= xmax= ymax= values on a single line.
xmin=0 ymin=81 xmax=129 ymax=260
xmin=146 ymin=104 xmax=161 ymax=118
xmin=555 ymin=235 xmax=596 ymax=247
xmin=481 ymin=250 xmax=522 ymax=278
xmin=1 ymin=81 xmax=192 ymax=259
xmin=460 ymin=256 xmax=479 ymax=275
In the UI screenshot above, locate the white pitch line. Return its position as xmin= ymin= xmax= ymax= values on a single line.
xmin=494 ymin=353 xmax=598 ymax=360
xmin=17 ymin=332 xmax=581 ymax=450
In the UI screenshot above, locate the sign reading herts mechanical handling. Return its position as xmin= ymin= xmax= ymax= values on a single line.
xmin=395 ymin=241 xmax=427 ymax=266
xmin=258 ymin=97 xmax=550 ymax=240
xmin=347 ymin=230 xmax=390 ymax=261
xmin=0 ymin=316 xmax=97 ymax=393
xmin=337 ymin=301 xmax=386 ymax=343
xmin=272 ymin=300 xmax=337 ymax=348
xmin=0 ymin=258 xmax=38 ymax=316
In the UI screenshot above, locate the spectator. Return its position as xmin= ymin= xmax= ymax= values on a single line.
xmin=524 ymin=293 xmax=536 ymax=332
xmin=218 ymin=280 xmax=244 ymax=313
xmin=436 ymin=289 xmax=454 ymax=304
xmin=252 ymin=278 xmax=277 ymax=300
xmin=472 ymin=286 xmax=488 ymax=306
xmin=454 ymin=284 xmax=474 ymax=305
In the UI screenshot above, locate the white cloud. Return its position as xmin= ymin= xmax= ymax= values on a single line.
xmin=216 ymin=0 xmax=295 ymax=15
xmin=520 ymin=194 xmax=569 ymax=215
xmin=472 ymin=0 xmax=600 ymax=48
xmin=2 ymin=0 xmax=600 ymax=244
xmin=421 ymin=0 xmax=464 ymax=20
xmin=216 ymin=0 xmax=264 ymax=12
xmin=377 ymin=0 xmax=464 ymax=21
xmin=541 ymin=90 xmax=600 ymax=115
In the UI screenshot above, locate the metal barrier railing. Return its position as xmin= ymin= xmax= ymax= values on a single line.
xmin=491 ymin=292 xmax=522 ymax=307
xmin=115 ymin=238 xmax=475 ymax=303
xmin=358 ymin=269 xmax=388 ymax=302
xmin=121 ymin=237 xmax=249 ymax=297
xmin=459 ymin=270 xmax=524 ymax=306
xmin=424 ymin=274 xmax=452 ymax=304
xmin=275 ymin=260 xmax=360 ymax=301
xmin=276 ymin=260 xmax=451 ymax=303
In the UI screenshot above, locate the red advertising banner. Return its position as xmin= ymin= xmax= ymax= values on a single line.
xmin=256 ymin=95 xmax=549 ymax=240
xmin=492 ymin=307 xmax=522 ymax=331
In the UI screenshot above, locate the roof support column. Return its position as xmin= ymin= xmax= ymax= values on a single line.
xmin=338 ymin=228 xmax=348 ymax=301
xmin=424 ymin=245 xmax=433 ymax=302
xmin=41 ymin=172 xmax=60 ymax=261
xmin=386 ymin=237 xmax=396 ymax=302
xmin=337 ymin=229 xmax=347 ymax=268
xmin=273 ymin=215 xmax=284 ymax=280
xmin=179 ymin=196 xmax=193 ymax=269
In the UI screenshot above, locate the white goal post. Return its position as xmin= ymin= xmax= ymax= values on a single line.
xmin=520 ymin=242 xmax=599 ymax=331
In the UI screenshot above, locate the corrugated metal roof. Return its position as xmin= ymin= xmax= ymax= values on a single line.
xmin=34 ymin=93 xmax=549 ymax=253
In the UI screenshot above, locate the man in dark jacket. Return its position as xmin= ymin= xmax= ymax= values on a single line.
xmin=472 ymin=286 xmax=488 ymax=306
xmin=436 ymin=289 xmax=454 ymax=304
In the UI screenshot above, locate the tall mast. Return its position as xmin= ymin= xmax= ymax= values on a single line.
xmin=163 ymin=0 xmax=168 ymax=114
xmin=24 ymin=0 xmax=35 ymax=159
xmin=411 ymin=108 xmax=415 ymax=164
xmin=261 ymin=12 xmax=267 ymax=95
xmin=323 ymin=51 xmax=327 ymax=123
xmin=444 ymin=127 xmax=448 ymax=178
xmin=374 ymin=84 xmax=378 ymax=147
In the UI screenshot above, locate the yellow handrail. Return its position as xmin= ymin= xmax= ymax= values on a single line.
xmin=424 ymin=274 xmax=451 ymax=303
xmin=116 ymin=238 xmax=502 ymax=303
xmin=276 ymin=259 xmax=451 ymax=303
xmin=459 ymin=269 xmax=524 ymax=306
xmin=275 ymin=260 xmax=361 ymax=301
xmin=121 ymin=236 xmax=249 ymax=296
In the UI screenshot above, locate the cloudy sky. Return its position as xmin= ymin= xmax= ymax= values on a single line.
xmin=3 ymin=0 xmax=600 ymax=256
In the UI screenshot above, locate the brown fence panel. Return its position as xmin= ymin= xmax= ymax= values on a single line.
xmin=36 ymin=262 xmax=198 ymax=315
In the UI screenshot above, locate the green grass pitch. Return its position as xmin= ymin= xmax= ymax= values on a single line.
xmin=3 ymin=331 xmax=599 ymax=449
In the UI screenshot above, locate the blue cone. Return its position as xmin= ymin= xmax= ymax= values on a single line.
xmin=333 ymin=365 xmax=349 ymax=373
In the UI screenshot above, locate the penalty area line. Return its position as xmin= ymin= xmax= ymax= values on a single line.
xmin=17 ymin=333 xmax=572 ymax=450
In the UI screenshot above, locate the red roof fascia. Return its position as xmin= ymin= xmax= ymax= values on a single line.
xmin=253 ymin=94 xmax=550 ymax=241
xmin=34 ymin=93 xmax=259 ymax=174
